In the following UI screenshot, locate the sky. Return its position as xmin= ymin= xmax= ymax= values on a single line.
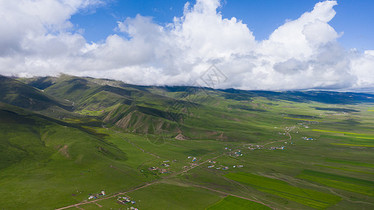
xmin=1 ymin=0 xmax=374 ymax=91
xmin=71 ymin=0 xmax=374 ymax=51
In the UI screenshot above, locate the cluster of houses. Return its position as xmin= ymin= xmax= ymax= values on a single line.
xmin=88 ymin=190 xmax=106 ymax=200
xmin=208 ymin=165 xmax=244 ymax=170
xmin=269 ymin=146 xmax=285 ymax=150
xmin=248 ymin=145 xmax=263 ymax=150
xmin=298 ymin=122 xmax=310 ymax=128
xmin=188 ymin=156 xmax=197 ymax=162
xmin=297 ymin=121 xmax=318 ymax=129
xmin=248 ymin=144 xmax=285 ymax=151
xmin=207 ymin=160 xmax=243 ymax=170
xmin=117 ymin=196 xmax=137 ymax=208
xmin=147 ymin=160 xmax=175 ymax=174
xmin=208 ymin=166 xmax=228 ymax=170
xmin=302 ymin=137 xmax=314 ymax=141
xmin=148 ymin=166 xmax=169 ymax=174
xmin=233 ymin=150 xmax=243 ymax=157
xmin=159 ymin=160 xmax=173 ymax=173
xmin=207 ymin=160 xmax=216 ymax=169
xmin=226 ymin=148 xmax=244 ymax=157
xmin=161 ymin=163 xmax=170 ymax=167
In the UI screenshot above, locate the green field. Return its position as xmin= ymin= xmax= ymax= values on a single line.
xmin=325 ymin=158 xmax=374 ymax=168
xmin=207 ymin=196 xmax=271 ymax=210
xmin=128 ymin=183 xmax=221 ymax=210
xmin=330 ymin=143 xmax=374 ymax=147
xmin=225 ymin=172 xmax=341 ymax=209
xmin=312 ymin=129 xmax=366 ymax=136
xmin=297 ymin=170 xmax=374 ymax=196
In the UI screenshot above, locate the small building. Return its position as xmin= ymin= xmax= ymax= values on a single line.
xmin=159 ymin=168 xmax=168 ymax=174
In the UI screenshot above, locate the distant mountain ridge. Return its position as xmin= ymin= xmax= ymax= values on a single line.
xmin=1 ymin=74 xmax=374 ymax=140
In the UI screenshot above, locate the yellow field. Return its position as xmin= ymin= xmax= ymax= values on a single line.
xmin=312 ymin=129 xmax=364 ymax=136
xmin=355 ymin=136 xmax=374 ymax=140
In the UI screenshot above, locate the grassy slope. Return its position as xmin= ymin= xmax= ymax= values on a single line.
xmin=0 ymin=76 xmax=72 ymax=112
xmin=1 ymin=75 xmax=374 ymax=209
xmin=0 ymin=104 xmax=147 ymax=209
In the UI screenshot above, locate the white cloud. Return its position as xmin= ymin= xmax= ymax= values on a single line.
xmin=0 ymin=0 xmax=373 ymax=91
xmin=350 ymin=50 xmax=374 ymax=88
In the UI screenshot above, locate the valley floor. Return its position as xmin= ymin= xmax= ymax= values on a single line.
xmin=50 ymin=115 xmax=374 ymax=210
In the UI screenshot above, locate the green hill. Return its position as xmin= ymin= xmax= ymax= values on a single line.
xmin=0 ymin=76 xmax=72 ymax=111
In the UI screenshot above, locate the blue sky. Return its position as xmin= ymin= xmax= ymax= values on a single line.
xmin=71 ymin=0 xmax=374 ymax=51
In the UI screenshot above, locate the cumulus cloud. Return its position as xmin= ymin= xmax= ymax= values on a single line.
xmin=0 ymin=0 xmax=373 ymax=90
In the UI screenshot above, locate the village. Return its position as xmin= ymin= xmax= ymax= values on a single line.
xmin=148 ymin=159 xmax=177 ymax=174
xmin=62 ymin=121 xmax=329 ymax=209
xmin=144 ymin=124 xmax=312 ymax=176
xmin=88 ymin=190 xmax=106 ymax=200
xmin=117 ymin=196 xmax=138 ymax=209
xmin=86 ymin=190 xmax=140 ymax=209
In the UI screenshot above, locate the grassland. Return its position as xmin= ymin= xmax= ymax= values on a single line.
xmin=297 ymin=170 xmax=374 ymax=196
xmin=128 ymin=183 xmax=221 ymax=210
xmin=283 ymin=117 xmax=320 ymax=122
xmin=312 ymin=129 xmax=367 ymax=136
xmin=224 ymin=172 xmax=341 ymax=209
xmin=1 ymin=76 xmax=374 ymax=209
xmin=330 ymin=143 xmax=374 ymax=147
xmin=325 ymin=158 xmax=374 ymax=168
xmin=207 ymin=196 xmax=271 ymax=210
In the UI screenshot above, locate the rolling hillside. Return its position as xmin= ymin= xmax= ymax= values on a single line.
xmin=1 ymin=75 xmax=374 ymax=209
xmin=0 ymin=76 xmax=72 ymax=111
xmin=20 ymin=75 xmax=374 ymax=141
